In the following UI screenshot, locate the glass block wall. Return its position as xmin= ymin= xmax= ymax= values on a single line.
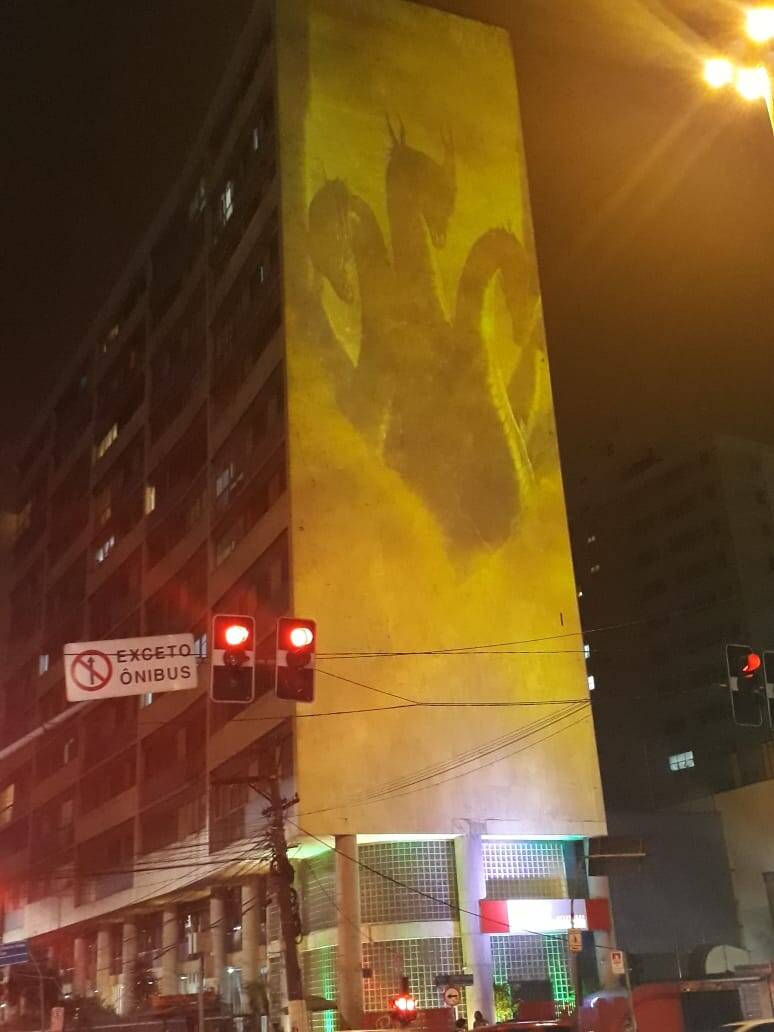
xmin=302 ymin=850 xmax=337 ymax=932
xmin=483 ymin=840 xmax=567 ymax=900
xmin=359 ymin=840 xmax=458 ymax=923
xmin=303 ymin=946 xmax=339 ymax=1032
xmin=491 ymin=933 xmax=574 ymax=1012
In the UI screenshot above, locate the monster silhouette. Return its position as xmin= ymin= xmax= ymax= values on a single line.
xmin=306 ymin=122 xmax=543 ymax=553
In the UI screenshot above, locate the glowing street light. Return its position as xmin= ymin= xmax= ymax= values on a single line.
xmin=704 ymin=57 xmax=735 ymax=89
xmin=736 ymin=64 xmax=771 ymax=101
xmin=746 ymin=6 xmax=774 ymax=44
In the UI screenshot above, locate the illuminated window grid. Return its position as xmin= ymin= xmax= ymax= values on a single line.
xmin=303 ymin=850 xmax=337 ymax=932
xmin=491 ymin=933 xmax=574 ymax=1012
xmin=483 ymin=840 xmax=567 ymax=900
xmin=362 ymin=937 xmax=465 ymax=1015
xmin=303 ymin=946 xmax=338 ymax=1032
xmin=359 ymin=841 xmax=458 ymax=924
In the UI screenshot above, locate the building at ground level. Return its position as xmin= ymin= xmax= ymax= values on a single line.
xmin=0 ymin=0 xmax=605 ymax=1025
xmin=715 ymin=773 xmax=774 ymax=964
xmin=571 ymin=433 xmax=774 ymax=810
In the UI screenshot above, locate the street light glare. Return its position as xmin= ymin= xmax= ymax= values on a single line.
xmin=735 ymin=64 xmax=771 ymax=101
xmin=746 ymin=6 xmax=774 ymax=43
xmin=704 ymin=57 xmax=735 ymax=89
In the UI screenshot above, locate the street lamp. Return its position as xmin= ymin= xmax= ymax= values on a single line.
xmin=701 ymin=6 xmax=774 ymax=130
xmin=746 ymin=6 xmax=774 ymax=44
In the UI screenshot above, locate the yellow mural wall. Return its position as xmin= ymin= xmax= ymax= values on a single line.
xmin=276 ymin=0 xmax=605 ymax=837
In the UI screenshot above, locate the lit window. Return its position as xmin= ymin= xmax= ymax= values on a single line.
xmin=95 ymin=535 xmax=116 ymax=564
xmin=577 ymin=589 xmax=583 ymax=598
xmin=102 ymin=323 xmax=120 ymax=353
xmin=194 ymin=633 xmax=208 ymax=659
xmin=587 ymin=674 xmax=596 ymax=692
xmin=583 ymin=643 xmax=591 ymax=660
xmin=586 ymin=534 xmax=596 ymax=544
xmin=251 ymin=126 xmax=262 ymax=151
xmin=215 ymin=535 xmax=237 ymax=566
xmin=590 ymin=564 xmax=600 ymax=574
xmin=144 ymin=484 xmax=156 ymax=515
xmin=220 ymin=181 xmax=234 ymax=224
xmin=215 ymin=463 xmax=234 ymax=498
xmin=668 ymin=750 xmax=695 ymax=772
xmin=189 ymin=178 xmax=206 ymax=221
xmin=95 ymin=423 xmax=118 ymax=461
xmin=38 ymin=654 xmax=50 ymax=677
xmin=0 ymin=784 xmax=15 ymax=826
xmin=139 ymin=692 xmax=154 ymax=709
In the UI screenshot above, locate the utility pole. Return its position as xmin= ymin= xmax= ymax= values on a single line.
xmin=264 ymin=776 xmax=308 ymax=1032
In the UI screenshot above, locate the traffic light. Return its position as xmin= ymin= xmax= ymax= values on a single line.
xmin=725 ymin=643 xmax=764 ymax=727
xmin=275 ymin=618 xmax=316 ymax=702
xmin=211 ymin=615 xmax=255 ymax=703
xmin=388 ymin=992 xmax=418 ymax=1026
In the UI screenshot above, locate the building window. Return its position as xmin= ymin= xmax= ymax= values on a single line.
xmin=194 ymin=633 xmax=208 ymax=659
xmin=95 ymin=535 xmax=116 ymax=565
xmin=587 ymin=674 xmax=596 ymax=692
xmin=668 ymin=750 xmax=695 ymax=772
xmin=0 ymin=784 xmax=15 ymax=826
xmin=95 ymin=423 xmax=118 ymax=461
xmin=139 ymin=692 xmax=154 ymax=709
xmin=95 ymin=485 xmax=112 ymax=527
xmin=189 ymin=178 xmax=206 ymax=221
xmin=586 ymin=534 xmax=596 ymax=544
xmin=220 ymin=181 xmax=234 ymax=225
xmin=251 ymin=126 xmax=262 ymax=151
xmin=63 ymin=737 xmax=77 ymax=764
xmin=38 ymin=654 xmax=50 ymax=677
xmin=144 ymin=484 xmax=156 ymax=515
xmin=590 ymin=564 xmax=600 ymax=574
xmin=583 ymin=643 xmax=591 ymax=660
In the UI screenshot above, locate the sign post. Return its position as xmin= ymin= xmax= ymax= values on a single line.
xmin=64 ymin=634 xmax=197 ymax=701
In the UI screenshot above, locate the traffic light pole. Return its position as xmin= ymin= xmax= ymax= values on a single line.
xmin=265 ymin=776 xmax=309 ymax=1032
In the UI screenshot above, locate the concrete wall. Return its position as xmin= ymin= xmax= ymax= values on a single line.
xmin=715 ymin=778 xmax=774 ymax=963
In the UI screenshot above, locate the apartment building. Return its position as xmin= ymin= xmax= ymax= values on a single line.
xmin=572 ymin=433 xmax=774 ymax=809
xmin=0 ymin=0 xmax=606 ymax=1025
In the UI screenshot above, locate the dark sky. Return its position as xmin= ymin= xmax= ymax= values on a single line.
xmin=2 ymin=0 xmax=774 ymax=494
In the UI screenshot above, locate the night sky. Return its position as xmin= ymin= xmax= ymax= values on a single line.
xmin=2 ymin=0 xmax=774 ymax=502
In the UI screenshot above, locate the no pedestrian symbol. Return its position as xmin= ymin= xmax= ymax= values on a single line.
xmin=70 ymin=649 xmax=113 ymax=692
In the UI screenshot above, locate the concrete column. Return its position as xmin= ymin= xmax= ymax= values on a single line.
xmin=241 ymin=877 xmax=264 ymax=985
xmin=454 ymin=828 xmax=495 ymax=1023
xmin=96 ymin=927 xmax=112 ymax=1002
xmin=587 ymin=874 xmax=618 ymax=990
xmin=73 ymin=936 xmax=88 ymax=996
xmin=210 ymin=890 xmax=229 ymax=998
xmin=119 ymin=920 xmax=137 ymax=1016
xmin=335 ymin=835 xmax=364 ymax=1030
xmin=161 ymin=907 xmax=179 ymax=996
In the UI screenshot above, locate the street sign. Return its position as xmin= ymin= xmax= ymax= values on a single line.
xmin=0 ymin=940 xmax=28 ymax=965
xmin=443 ymin=987 xmax=461 ymax=1007
xmin=568 ymin=928 xmax=583 ymax=953
xmin=64 ymin=634 xmax=197 ymax=701
xmin=610 ymin=949 xmax=626 ymax=976
xmin=435 ymin=974 xmax=474 ymax=987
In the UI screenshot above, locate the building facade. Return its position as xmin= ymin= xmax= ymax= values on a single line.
xmin=572 ymin=433 xmax=774 ymax=810
xmin=0 ymin=0 xmax=605 ymax=1026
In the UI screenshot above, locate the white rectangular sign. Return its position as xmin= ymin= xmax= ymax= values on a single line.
xmin=610 ymin=949 xmax=626 ymax=976
xmin=64 ymin=634 xmax=197 ymax=701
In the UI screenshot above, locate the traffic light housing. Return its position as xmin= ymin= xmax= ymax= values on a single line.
xmin=275 ymin=617 xmax=316 ymax=702
xmin=725 ymin=643 xmax=764 ymax=727
xmin=211 ymin=615 xmax=255 ymax=703
xmin=388 ymin=993 xmax=418 ymax=1026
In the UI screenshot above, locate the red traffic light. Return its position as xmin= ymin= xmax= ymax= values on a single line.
xmin=389 ymin=994 xmax=418 ymax=1025
xmin=278 ymin=618 xmax=316 ymax=656
xmin=213 ymin=615 xmax=254 ymax=652
xmin=743 ymin=652 xmax=762 ymax=677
